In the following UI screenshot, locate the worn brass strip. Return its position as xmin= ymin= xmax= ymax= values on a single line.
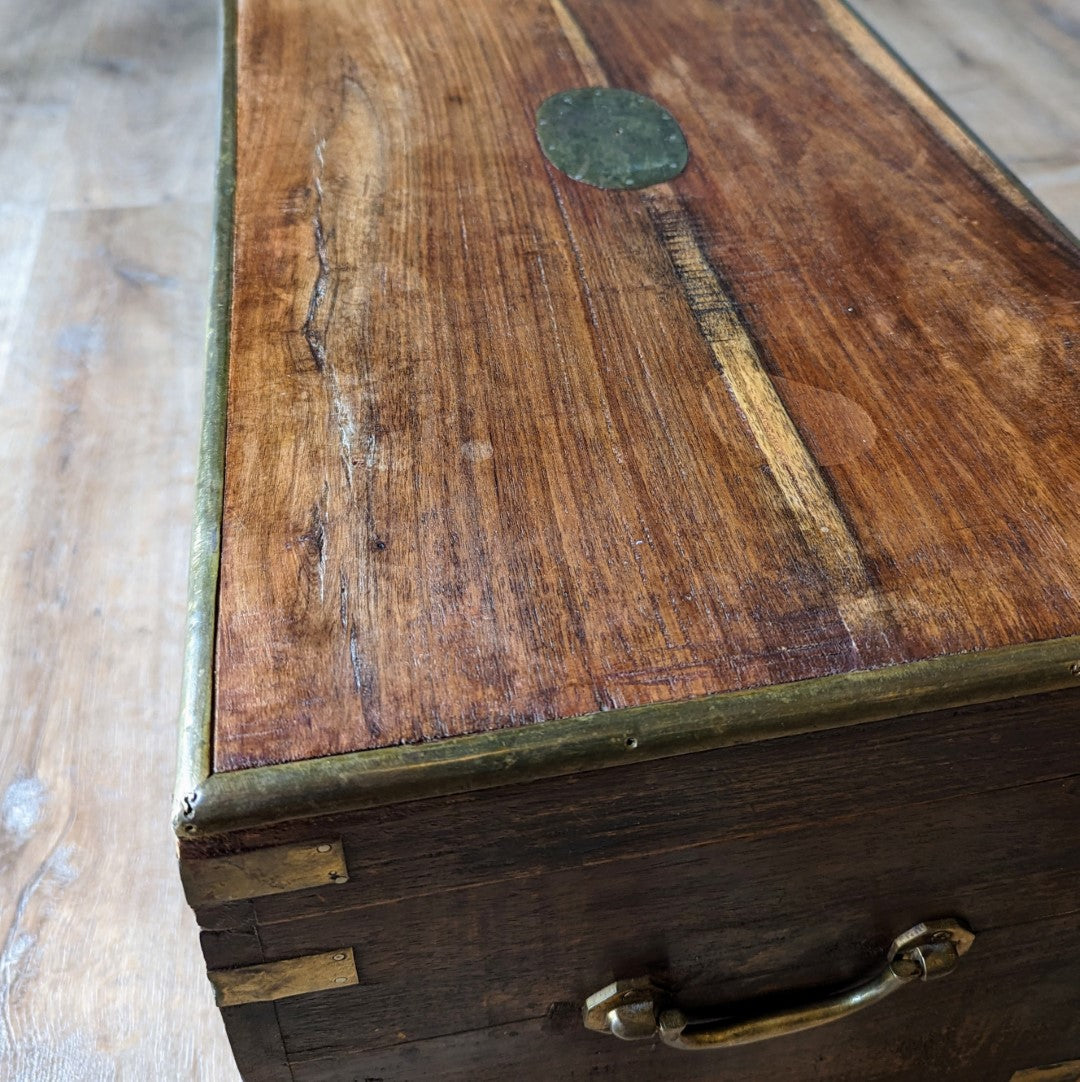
xmin=173 ymin=0 xmax=237 ymax=823
xmin=175 ymin=636 xmax=1080 ymax=837
xmin=1011 ymin=1062 xmax=1080 ymax=1082
xmin=174 ymin=0 xmax=1080 ymax=841
xmin=181 ymin=839 xmax=348 ymax=906
xmin=209 ymin=948 xmax=358 ymax=1008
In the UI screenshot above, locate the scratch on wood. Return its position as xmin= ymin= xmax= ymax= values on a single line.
xmin=303 ymin=136 xmax=357 ymax=489
xmin=346 ymin=624 xmax=381 ymax=736
xmin=302 ymin=140 xmax=330 ymax=373
xmin=527 ymin=228 xmax=578 ymax=412
xmin=298 ymin=483 xmax=330 ymax=602
xmin=348 ymin=626 xmax=363 ymax=693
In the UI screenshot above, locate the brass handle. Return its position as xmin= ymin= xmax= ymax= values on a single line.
xmin=583 ymin=918 xmax=974 ymax=1050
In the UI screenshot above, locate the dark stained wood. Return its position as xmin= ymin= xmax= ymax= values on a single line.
xmin=278 ymin=913 xmax=1080 ymax=1082
xmin=215 ymin=0 xmax=1080 ymax=770
xmin=217 ymin=1004 xmax=291 ymax=1082
xmin=258 ymin=778 xmax=1080 ymax=1056
xmin=199 ymin=904 xmax=293 ymax=1082
xmin=186 ymin=687 xmax=1080 ymax=911
xmin=189 ymin=690 xmax=1080 ymax=1078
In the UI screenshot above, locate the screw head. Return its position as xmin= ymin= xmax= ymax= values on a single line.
xmin=316 ymin=844 xmax=332 ymax=853
xmin=333 ymin=976 xmax=347 ymax=984
xmin=333 ymin=952 xmax=346 ymax=961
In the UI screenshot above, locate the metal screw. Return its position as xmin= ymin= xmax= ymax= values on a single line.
xmin=333 ymin=953 xmax=346 ymax=961
xmin=1070 ymin=661 xmax=1080 ymax=677
xmin=329 ymin=871 xmax=346 ymax=881
xmin=316 ymin=844 xmax=332 ymax=853
xmin=333 ymin=976 xmax=347 ymax=984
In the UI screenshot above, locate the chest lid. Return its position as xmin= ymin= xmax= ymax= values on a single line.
xmin=176 ymin=0 xmax=1080 ymax=836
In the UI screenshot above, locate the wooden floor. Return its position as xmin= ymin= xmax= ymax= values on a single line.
xmin=0 ymin=1 xmax=1075 ymax=1079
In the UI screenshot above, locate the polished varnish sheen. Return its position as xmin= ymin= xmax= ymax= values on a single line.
xmin=214 ymin=0 xmax=1080 ymax=771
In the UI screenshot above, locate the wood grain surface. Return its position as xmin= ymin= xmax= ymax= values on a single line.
xmin=0 ymin=0 xmax=238 ymax=1077
xmin=273 ymin=914 xmax=1080 ymax=1082
xmin=216 ymin=0 xmax=1080 ymax=771
xmin=0 ymin=1 xmax=1077 ymax=1080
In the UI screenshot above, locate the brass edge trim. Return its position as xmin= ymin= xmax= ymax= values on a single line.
xmin=209 ymin=948 xmax=359 ymax=1008
xmin=180 ymin=838 xmax=349 ymax=907
xmin=172 ymin=0 xmax=237 ymax=834
xmin=179 ymin=637 xmax=1080 ymax=837
xmin=834 ymin=0 xmax=1080 ymax=253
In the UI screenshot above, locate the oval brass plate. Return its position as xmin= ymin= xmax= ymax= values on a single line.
xmin=536 ymin=87 xmax=688 ymax=190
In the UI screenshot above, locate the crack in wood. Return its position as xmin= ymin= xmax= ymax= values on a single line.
xmin=302 ymin=141 xmax=330 ymax=374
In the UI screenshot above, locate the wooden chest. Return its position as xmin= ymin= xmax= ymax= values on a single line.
xmin=175 ymin=1 xmax=1080 ymax=1078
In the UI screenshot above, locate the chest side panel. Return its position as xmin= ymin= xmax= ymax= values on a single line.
xmin=187 ymin=689 xmax=1080 ymax=1079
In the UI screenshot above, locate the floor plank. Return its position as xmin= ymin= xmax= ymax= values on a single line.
xmin=0 ymin=0 xmax=237 ymax=1078
xmin=851 ymin=0 xmax=1080 ymax=229
xmin=0 ymin=0 xmax=1075 ymax=1079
